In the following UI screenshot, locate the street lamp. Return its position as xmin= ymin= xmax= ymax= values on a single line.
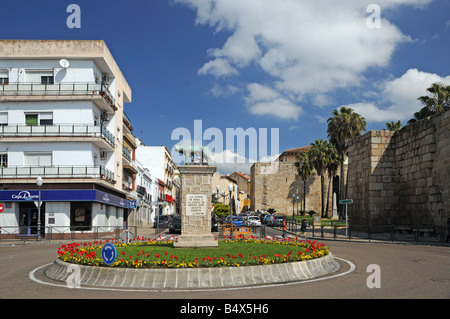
xmin=36 ymin=176 xmax=43 ymax=242
xmin=228 ymin=183 xmax=233 ymax=239
xmin=292 ymin=193 xmax=295 ymax=222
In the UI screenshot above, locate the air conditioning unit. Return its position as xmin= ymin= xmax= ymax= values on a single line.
xmin=100 ymin=151 xmax=108 ymax=160
xmin=101 ymin=111 xmax=108 ymax=121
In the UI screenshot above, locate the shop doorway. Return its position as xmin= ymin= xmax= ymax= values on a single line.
xmin=19 ymin=202 xmax=45 ymax=237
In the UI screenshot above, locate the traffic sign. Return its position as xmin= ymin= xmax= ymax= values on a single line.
xmin=339 ymin=199 xmax=353 ymax=204
xmin=0 ymin=203 xmax=4 ymax=213
xmin=101 ymin=243 xmax=117 ymax=266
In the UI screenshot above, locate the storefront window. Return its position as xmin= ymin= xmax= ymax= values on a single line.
xmin=70 ymin=202 xmax=92 ymax=231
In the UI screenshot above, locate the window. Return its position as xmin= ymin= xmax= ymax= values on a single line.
xmin=25 ymin=114 xmax=38 ymax=126
xmin=39 ymin=113 xmax=53 ymax=126
xmin=70 ymin=202 xmax=92 ymax=231
xmin=25 ymin=113 xmax=53 ymax=126
xmin=24 ymin=153 xmax=52 ymax=167
xmin=0 ymin=69 xmax=8 ymax=85
xmin=41 ymin=76 xmax=54 ymax=85
xmin=0 ymin=112 xmax=7 ymax=126
xmin=0 ymin=154 xmax=7 ymax=167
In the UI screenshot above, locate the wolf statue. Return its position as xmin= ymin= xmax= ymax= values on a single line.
xmin=173 ymin=144 xmax=213 ymax=165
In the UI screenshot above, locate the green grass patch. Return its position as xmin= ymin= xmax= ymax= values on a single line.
xmin=57 ymin=239 xmax=330 ymax=269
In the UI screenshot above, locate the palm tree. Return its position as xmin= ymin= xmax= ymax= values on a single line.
xmin=417 ymin=82 xmax=450 ymax=113
xmin=385 ymin=120 xmax=402 ymax=131
xmin=327 ymin=107 xmax=367 ymax=216
xmin=407 ymin=106 xmax=435 ymax=125
xmin=309 ymin=139 xmax=334 ymax=218
xmin=294 ymin=150 xmax=313 ymax=212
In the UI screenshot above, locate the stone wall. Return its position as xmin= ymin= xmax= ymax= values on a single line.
xmin=250 ymin=162 xmax=334 ymax=216
xmin=347 ymin=109 xmax=450 ymax=226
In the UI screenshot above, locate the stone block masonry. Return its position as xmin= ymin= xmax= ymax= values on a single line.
xmin=347 ymin=109 xmax=450 ymax=226
xmin=174 ymin=165 xmax=218 ymax=248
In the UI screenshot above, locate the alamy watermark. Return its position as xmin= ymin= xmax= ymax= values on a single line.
xmin=366 ymin=264 xmax=381 ymax=288
xmin=66 ymin=4 xmax=81 ymax=29
xmin=367 ymin=4 xmax=381 ymax=29
xmin=171 ymin=120 xmax=280 ymax=173
xmin=66 ymin=264 xmax=81 ymax=288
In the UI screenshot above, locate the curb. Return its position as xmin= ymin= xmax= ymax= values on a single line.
xmin=45 ymin=253 xmax=341 ymax=289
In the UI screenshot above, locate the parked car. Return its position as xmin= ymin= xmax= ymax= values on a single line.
xmin=168 ymin=215 xmax=181 ymax=234
xmin=153 ymin=215 xmax=171 ymax=228
xmin=269 ymin=215 xmax=284 ymax=227
xmin=245 ymin=216 xmax=261 ymax=227
xmin=263 ymin=214 xmax=272 ymax=224
xmin=260 ymin=213 xmax=267 ymax=223
xmin=224 ymin=216 xmax=246 ymax=227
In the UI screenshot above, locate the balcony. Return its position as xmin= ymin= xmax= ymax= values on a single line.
xmin=0 ymin=124 xmax=115 ymax=149
xmin=0 ymin=165 xmax=115 ymax=184
xmin=0 ymin=82 xmax=116 ymax=113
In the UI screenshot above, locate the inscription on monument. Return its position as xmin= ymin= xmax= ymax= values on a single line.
xmin=186 ymin=194 xmax=207 ymax=216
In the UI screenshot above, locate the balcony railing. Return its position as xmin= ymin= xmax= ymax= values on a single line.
xmin=0 ymin=165 xmax=115 ymax=184
xmin=122 ymin=146 xmax=132 ymax=161
xmin=0 ymin=82 xmax=116 ymax=110
xmin=0 ymin=124 xmax=115 ymax=147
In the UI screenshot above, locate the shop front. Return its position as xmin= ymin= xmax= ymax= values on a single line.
xmin=0 ymin=189 xmax=137 ymax=239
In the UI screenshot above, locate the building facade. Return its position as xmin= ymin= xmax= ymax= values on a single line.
xmin=0 ymin=40 xmax=136 ymax=239
xmin=135 ymin=142 xmax=175 ymax=216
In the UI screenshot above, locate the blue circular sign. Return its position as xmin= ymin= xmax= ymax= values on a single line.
xmin=101 ymin=243 xmax=117 ymax=266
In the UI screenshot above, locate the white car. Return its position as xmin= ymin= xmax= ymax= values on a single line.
xmin=245 ymin=216 xmax=261 ymax=227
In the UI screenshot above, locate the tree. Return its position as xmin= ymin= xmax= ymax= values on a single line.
xmin=417 ymin=82 xmax=450 ymax=113
xmin=327 ymin=107 xmax=367 ymax=217
xmin=407 ymin=106 xmax=435 ymax=124
xmin=294 ymin=150 xmax=313 ymax=212
xmin=213 ymin=203 xmax=230 ymax=218
xmin=385 ymin=120 xmax=402 ymax=131
xmin=309 ymin=139 xmax=334 ymax=218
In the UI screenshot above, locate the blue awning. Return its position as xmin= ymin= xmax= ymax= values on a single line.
xmin=0 ymin=189 xmax=137 ymax=209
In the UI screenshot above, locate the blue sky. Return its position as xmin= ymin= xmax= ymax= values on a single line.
xmin=1 ymin=0 xmax=449 ymax=174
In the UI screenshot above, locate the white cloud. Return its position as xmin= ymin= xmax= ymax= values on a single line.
xmin=175 ymin=0 xmax=434 ymax=120
xmin=345 ymin=69 xmax=450 ymax=122
xmin=245 ymin=83 xmax=302 ymax=120
xmin=198 ymin=58 xmax=238 ymax=77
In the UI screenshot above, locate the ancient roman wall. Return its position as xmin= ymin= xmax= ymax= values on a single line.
xmin=250 ymin=162 xmax=333 ymax=216
xmin=348 ymin=109 xmax=450 ymax=226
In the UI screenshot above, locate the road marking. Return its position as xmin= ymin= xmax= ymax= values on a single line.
xmin=29 ymin=256 xmax=355 ymax=293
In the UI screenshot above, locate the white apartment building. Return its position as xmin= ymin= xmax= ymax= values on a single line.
xmin=134 ymin=160 xmax=153 ymax=226
xmin=135 ymin=141 xmax=175 ymax=216
xmin=0 ymin=40 xmax=137 ymax=239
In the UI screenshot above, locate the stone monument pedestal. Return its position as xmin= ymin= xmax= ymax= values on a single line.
xmin=174 ymin=165 xmax=218 ymax=249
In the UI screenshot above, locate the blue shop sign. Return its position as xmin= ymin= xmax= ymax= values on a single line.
xmin=0 ymin=189 xmax=137 ymax=209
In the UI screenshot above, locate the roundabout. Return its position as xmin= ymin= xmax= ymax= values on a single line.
xmin=44 ymin=237 xmax=342 ymax=290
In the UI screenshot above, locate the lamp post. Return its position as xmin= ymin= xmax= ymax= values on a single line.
xmin=292 ymin=193 xmax=295 ymax=224
xmin=228 ymin=183 xmax=233 ymax=239
xmin=36 ymin=176 xmax=43 ymax=242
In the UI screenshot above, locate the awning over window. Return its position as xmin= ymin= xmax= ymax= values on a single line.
xmin=165 ymin=194 xmax=173 ymax=203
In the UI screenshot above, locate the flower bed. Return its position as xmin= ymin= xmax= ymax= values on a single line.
xmin=57 ymin=236 xmax=330 ymax=269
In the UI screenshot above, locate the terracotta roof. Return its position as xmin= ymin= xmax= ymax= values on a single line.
xmin=232 ymin=171 xmax=250 ymax=180
xmin=281 ymin=145 xmax=311 ymax=155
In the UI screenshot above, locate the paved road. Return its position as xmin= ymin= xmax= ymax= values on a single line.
xmin=0 ymin=233 xmax=449 ymax=300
